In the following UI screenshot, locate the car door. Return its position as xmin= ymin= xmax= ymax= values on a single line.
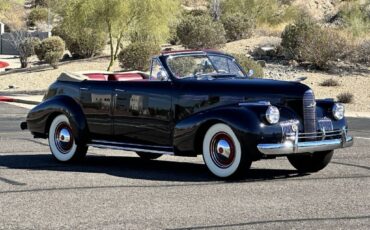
xmin=113 ymin=62 xmax=173 ymax=146
xmin=79 ymin=81 xmax=114 ymax=140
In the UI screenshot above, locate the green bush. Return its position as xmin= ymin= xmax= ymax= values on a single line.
xmin=281 ymin=15 xmax=318 ymax=60
xmin=118 ymin=42 xmax=160 ymax=71
xmin=34 ymin=40 xmax=45 ymax=61
xmin=232 ymin=53 xmax=264 ymax=78
xmin=221 ymin=13 xmax=255 ymax=41
xmin=52 ymin=26 xmax=106 ymax=58
xmin=38 ymin=36 xmax=65 ymax=69
xmin=18 ymin=37 xmax=41 ymax=68
xmin=28 ymin=7 xmax=48 ymax=26
xmin=176 ymin=15 xmax=226 ymax=49
xmin=34 ymin=0 xmax=48 ymax=7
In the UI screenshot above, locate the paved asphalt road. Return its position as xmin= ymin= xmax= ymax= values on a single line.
xmin=0 ymin=103 xmax=369 ymax=229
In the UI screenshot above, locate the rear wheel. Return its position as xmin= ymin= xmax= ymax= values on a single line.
xmin=48 ymin=114 xmax=88 ymax=162
xmin=202 ymin=123 xmax=251 ymax=178
xmin=136 ymin=152 xmax=162 ymax=160
xmin=287 ymin=150 xmax=334 ymax=173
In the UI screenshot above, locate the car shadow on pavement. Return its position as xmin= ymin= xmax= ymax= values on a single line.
xmin=0 ymin=154 xmax=308 ymax=183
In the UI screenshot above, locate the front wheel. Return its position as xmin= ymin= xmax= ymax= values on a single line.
xmin=202 ymin=123 xmax=251 ymax=178
xmin=48 ymin=114 xmax=88 ymax=162
xmin=287 ymin=150 xmax=334 ymax=173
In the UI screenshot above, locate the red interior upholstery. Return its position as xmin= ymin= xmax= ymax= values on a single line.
xmin=83 ymin=73 xmax=108 ymax=81
xmin=83 ymin=73 xmax=145 ymax=81
xmin=110 ymin=73 xmax=144 ymax=81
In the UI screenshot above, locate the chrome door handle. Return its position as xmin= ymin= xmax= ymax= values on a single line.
xmin=80 ymin=87 xmax=88 ymax=91
xmin=115 ymin=89 xmax=125 ymax=92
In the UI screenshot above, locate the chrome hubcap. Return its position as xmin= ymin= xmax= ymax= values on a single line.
xmin=216 ymin=139 xmax=231 ymax=158
xmin=58 ymin=128 xmax=71 ymax=143
xmin=54 ymin=123 xmax=73 ymax=154
xmin=210 ymin=132 xmax=235 ymax=168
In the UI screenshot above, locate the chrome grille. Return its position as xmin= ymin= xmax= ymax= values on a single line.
xmin=303 ymin=90 xmax=316 ymax=133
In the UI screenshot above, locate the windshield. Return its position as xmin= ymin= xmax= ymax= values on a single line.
xmin=166 ymin=54 xmax=245 ymax=79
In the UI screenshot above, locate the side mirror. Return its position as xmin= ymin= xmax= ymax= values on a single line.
xmin=247 ymin=69 xmax=254 ymax=77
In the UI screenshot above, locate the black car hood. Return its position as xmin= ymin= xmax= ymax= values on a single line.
xmin=176 ymin=77 xmax=311 ymax=103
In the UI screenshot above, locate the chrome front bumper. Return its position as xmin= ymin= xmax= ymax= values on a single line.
xmin=257 ymin=128 xmax=354 ymax=156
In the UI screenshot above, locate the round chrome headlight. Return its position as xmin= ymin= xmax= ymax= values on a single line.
xmin=266 ymin=106 xmax=280 ymax=124
xmin=333 ymin=103 xmax=345 ymax=120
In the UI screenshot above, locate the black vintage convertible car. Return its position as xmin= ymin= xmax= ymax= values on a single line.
xmin=22 ymin=50 xmax=353 ymax=178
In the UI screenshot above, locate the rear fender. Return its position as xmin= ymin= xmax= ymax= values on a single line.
xmin=26 ymin=95 xmax=89 ymax=145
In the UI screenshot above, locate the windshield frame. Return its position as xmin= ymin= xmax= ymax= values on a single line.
xmin=165 ymin=53 xmax=247 ymax=80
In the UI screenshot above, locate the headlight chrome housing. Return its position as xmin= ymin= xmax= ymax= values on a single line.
xmin=265 ymin=106 xmax=280 ymax=124
xmin=333 ymin=103 xmax=345 ymax=120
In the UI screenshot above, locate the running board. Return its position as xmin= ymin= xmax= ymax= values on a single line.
xmin=88 ymin=140 xmax=174 ymax=155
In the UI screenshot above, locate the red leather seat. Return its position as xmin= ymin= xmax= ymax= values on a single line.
xmin=84 ymin=73 xmax=108 ymax=81
xmin=110 ymin=73 xmax=145 ymax=81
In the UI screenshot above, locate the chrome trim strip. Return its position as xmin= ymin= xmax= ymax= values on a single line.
xmin=257 ymin=136 xmax=354 ymax=155
xmin=238 ymin=101 xmax=271 ymax=106
xmin=88 ymin=144 xmax=174 ymax=155
xmin=91 ymin=140 xmax=172 ymax=150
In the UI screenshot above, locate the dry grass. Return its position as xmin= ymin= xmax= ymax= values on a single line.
xmin=319 ymin=79 xmax=340 ymax=87
xmin=337 ymin=92 xmax=354 ymax=104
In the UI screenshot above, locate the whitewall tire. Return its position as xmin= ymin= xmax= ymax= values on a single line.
xmin=202 ymin=123 xmax=251 ymax=178
xmin=48 ymin=114 xmax=87 ymax=162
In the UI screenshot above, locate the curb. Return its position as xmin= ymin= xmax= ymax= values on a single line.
xmin=0 ymin=96 xmax=14 ymax=102
xmin=0 ymin=96 xmax=40 ymax=105
xmin=0 ymin=55 xmax=110 ymax=76
xmin=0 ymin=90 xmax=46 ymax=96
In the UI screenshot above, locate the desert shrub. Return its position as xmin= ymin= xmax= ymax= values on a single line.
xmin=118 ymin=42 xmax=160 ymax=71
xmin=319 ymin=79 xmax=340 ymax=87
xmin=220 ymin=0 xmax=299 ymax=26
xmin=34 ymin=41 xmax=45 ymax=61
xmin=39 ymin=36 xmax=65 ymax=69
xmin=176 ymin=14 xmax=226 ymax=49
xmin=52 ymin=26 xmax=106 ymax=58
xmin=221 ymin=13 xmax=255 ymax=41
xmin=282 ymin=15 xmax=348 ymax=68
xmin=34 ymin=0 xmax=48 ymax=7
xmin=298 ymin=29 xmax=348 ymax=69
xmin=232 ymin=53 xmax=264 ymax=78
xmin=28 ymin=7 xmax=48 ymax=27
xmin=339 ymin=2 xmax=370 ymax=36
xmin=353 ymin=40 xmax=370 ymax=65
xmin=281 ymin=15 xmax=318 ymax=59
xmin=337 ymin=92 xmax=354 ymax=104
xmin=18 ymin=37 xmax=41 ymax=68
xmin=168 ymin=22 xmax=180 ymax=45
xmin=185 ymin=9 xmax=208 ymax=17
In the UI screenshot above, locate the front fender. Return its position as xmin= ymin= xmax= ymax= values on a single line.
xmin=173 ymin=104 xmax=276 ymax=159
xmin=26 ymin=95 xmax=89 ymax=145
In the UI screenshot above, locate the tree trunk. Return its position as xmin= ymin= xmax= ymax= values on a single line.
xmin=113 ymin=33 xmax=123 ymax=61
xmin=107 ymin=23 xmax=115 ymax=71
xmin=20 ymin=57 xmax=28 ymax=68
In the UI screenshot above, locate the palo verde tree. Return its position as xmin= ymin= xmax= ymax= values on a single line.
xmin=0 ymin=0 xmax=27 ymax=30
xmin=52 ymin=0 xmax=106 ymax=58
xmin=93 ymin=0 xmax=180 ymax=70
